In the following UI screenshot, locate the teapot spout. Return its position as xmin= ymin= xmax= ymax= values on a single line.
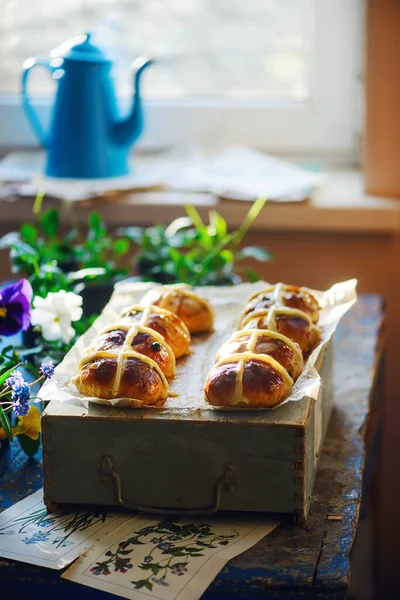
xmin=111 ymin=57 xmax=153 ymax=147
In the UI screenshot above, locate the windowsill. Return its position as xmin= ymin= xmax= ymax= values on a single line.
xmin=2 ymin=170 xmax=400 ymax=235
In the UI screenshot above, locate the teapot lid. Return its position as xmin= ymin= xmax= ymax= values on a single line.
xmin=50 ymin=33 xmax=112 ymax=64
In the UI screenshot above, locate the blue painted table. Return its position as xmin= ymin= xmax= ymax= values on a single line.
xmin=0 ymin=295 xmax=384 ymax=599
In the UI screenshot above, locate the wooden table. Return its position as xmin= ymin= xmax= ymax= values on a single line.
xmin=0 ymin=295 xmax=384 ymax=599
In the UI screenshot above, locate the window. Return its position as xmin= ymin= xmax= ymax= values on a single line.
xmin=0 ymin=0 xmax=362 ymax=159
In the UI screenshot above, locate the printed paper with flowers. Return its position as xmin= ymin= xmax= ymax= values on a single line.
xmin=0 ymin=490 xmax=132 ymax=569
xmin=63 ymin=514 xmax=278 ymax=600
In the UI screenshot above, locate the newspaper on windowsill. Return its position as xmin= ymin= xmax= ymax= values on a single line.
xmin=0 ymin=145 xmax=323 ymax=203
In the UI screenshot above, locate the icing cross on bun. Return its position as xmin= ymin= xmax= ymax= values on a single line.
xmin=73 ymin=321 xmax=170 ymax=405
xmin=216 ymin=329 xmax=304 ymax=381
xmin=240 ymin=306 xmax=320 ymax=356
xmin=240 ymin=283 xmax=320 ymax=325
xmin=86 ymin=323 xmax=176 ymax=378
xmin=141 ymin=284 xmax=214 ymax=334
xmin=205 ymin=351 xmax=294 ymax=409
xmin=118 ymin=305 xmax=191 ymax=359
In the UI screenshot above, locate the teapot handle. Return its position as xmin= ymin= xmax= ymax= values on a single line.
xmin=21 ymin=58 xmax=56 ymax=148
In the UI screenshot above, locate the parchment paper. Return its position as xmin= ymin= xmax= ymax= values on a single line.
xmin=39 ymin=279 xmax=357 ymax=411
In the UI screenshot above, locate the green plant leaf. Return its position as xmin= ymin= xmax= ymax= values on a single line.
xmin=33 ymin=190 xmax=44 ymax=215
xmin=0 ymin=346 xmax=14 ymax=356
xmin=20 ymin=223 xmax=38 ymax=245
xmin=169 ymin=247 xmax=183 ymax=265
xmin=231 ymin=197 xmax=267 ymax=247
xmin=209 ymin=210 xmax=227 ymax=239
xmin=243 ymin=268 xmax=261 ymax=283
xmin=40 ymin=209 xmax=59 ymax=238
xmin=88 ymin=211 xmax=105 ymax=237
xmin=17 ymin=433 xmax=41 ymax=457
xmin=237 ymin=246 xmax=273 ymax=262
xmin=191 ymin=232 xmax=235 ymax=285
xmin=219 ymin=249 xmax=234 ymax=264
xmin=185 ymin=205 xmax=205 ymax=233
xmin=0 ymin=363 xmax=21 ymax=387
xmin=89 ymin=211 xmax=101 ymax=230
xmin=114 ymin=238 xmax=130 ymax=256
xmin=0 ymin=405 xmax=13 ymax=442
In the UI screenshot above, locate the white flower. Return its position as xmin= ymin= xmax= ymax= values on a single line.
xmin=31 ymin=291 xmax=83 ymax=344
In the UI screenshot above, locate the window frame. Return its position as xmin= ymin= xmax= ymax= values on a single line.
xmin=0 ymin=0 xmax=363 ymax=162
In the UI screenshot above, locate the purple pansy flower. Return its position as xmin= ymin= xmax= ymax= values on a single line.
xmin=0 ymin=279 xmax=32 ymax=336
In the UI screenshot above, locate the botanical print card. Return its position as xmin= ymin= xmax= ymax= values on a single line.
xmin=0 ymin=489 xmax=133 ymax=569
xmin=63 ymin=514 xmax=278 ymax=600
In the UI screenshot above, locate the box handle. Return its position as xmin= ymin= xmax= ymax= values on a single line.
xmin=100 ymin=455 xmax=236 ymax=515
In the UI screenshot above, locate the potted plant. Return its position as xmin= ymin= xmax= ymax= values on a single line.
xmin=0 ymin=207 xmax=131 ymax=319
xmin=119 ymin=198 xmax=273 ymax=286
xmin=71 ymin=212 xmax=130 ymax=315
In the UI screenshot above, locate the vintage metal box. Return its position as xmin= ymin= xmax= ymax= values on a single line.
xmin=41 ymin=283 xmax=334 ymax=522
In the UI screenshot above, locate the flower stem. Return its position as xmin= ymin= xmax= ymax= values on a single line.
xmin=28 ymin=376 xmax=45 ymax=387
xmin=0 ymin=383 xmax=13 ymax=399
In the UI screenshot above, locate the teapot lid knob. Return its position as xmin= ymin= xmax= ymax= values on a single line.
xmin=50 ymin=33 xmax=112 ymax=64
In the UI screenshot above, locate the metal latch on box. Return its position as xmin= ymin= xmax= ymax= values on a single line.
xmin=100 ymin=455 xmax=237 ymax=516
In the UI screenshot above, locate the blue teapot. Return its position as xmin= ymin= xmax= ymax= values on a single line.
xmin=21 ymin=34 xmax=153 ymax=179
